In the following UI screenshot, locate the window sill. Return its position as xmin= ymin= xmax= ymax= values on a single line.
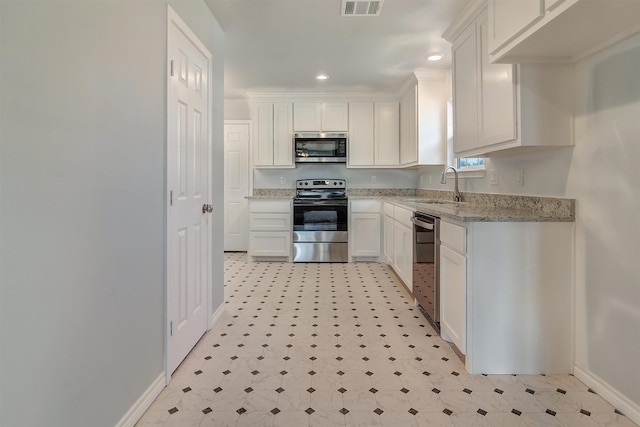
xmin=445 ymin=167 xmax=486 ymax=179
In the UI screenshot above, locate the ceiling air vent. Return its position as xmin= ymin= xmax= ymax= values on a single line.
xmin=342 ymin=0 xmax=383 ymax=16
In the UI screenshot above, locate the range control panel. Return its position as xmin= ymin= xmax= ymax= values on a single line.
xmin=296 ymin=179 xmax=346 ymax=189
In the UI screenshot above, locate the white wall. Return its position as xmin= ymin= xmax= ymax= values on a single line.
xmin=254 ymin=164 xmax=417 ymax=189
xmin=419 ymin=33 xmax=640 ymax=413
xmin=225 ymin=98 xmax=251 ymax=120
xmin=569 ymin=34 xmax=640 ymax=410
xmin=0 ymin=1 xmax=224 ymax=426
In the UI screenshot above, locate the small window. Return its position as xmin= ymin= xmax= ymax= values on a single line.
xmin=457 ymin=157 xmax=485 ymax=169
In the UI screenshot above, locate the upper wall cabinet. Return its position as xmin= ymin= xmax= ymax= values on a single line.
xmin=293 ymin=102 xmax=348 ymax=132
xmin=488 ymin=0 xmax=640 ymax=63
xmin=446 ymin=6 xmax=573 ymax=158
xmin=252 ymin=102 xmax=294 ymax=168
xmin=399 ymin=71 xmax=447 ymax=167
xmin=348 ymin=102 xmax=399 ymax=168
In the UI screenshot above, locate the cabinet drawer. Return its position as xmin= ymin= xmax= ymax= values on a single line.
xmin=394 ymin=206 xmax=413 ymax=228
xmin=351 ymin=199 xmax=380 ymax=213
xmin=249 ymin=213 xmax=291 ymax=231
xmin=440 ymin=220 xmax=466 ymax=253
xmin=249 ymin=231 xmax=291 ymax=257
xmin=249 ymin=200 xmax=291 ymax=213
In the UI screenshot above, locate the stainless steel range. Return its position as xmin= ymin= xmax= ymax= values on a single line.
xmin=293 ymin=179 xmax=348 ymax=262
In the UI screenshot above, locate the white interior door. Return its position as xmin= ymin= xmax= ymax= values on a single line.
xmin=167 ymin=8 xmax=212 ymax=375
xmin=224 ymin=122 xmax=250 ymax=251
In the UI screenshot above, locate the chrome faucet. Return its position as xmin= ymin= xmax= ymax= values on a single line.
xmin=441 ymin=166 xmax=462 ymax=202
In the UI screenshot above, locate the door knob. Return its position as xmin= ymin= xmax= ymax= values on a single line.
xmin=202 ymin=204 xmax=213 ymax=214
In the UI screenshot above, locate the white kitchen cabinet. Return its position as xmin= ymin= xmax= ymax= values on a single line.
xmin=487 ymin=0 xmax=544 ymax=56
xmin=451 ymin=24 xmax=479 ymax=154
xmin=348 ymin=102 xmax=399 ymax=168
xmin=446 ymin=7 xmax=573 ymax=158
xmin=322 ymin=103 xmax=348 ymax=131
xmin=439 ymin=216 xmax=573 ymax=374
xmin=391 ymin=205 xmax=413 ymax=291
xmin=375 ymin=103 xmax=400 ymax=166
xmin=383 ymin=203 xmax=395 ymax=264
xmin=488 ymin=0 xmax=640 ymax=63
xmin=347 ymin=103 xmax=375 ymax=166
xmin=439 ymin=221 xmax=467 ymax=355
xmin=293 ymin=102 xmax=348 ymax=132
xmin=248 ymin=200 xmax=292 ymax=261
xmin=349 ymin=199 xmax=381 ymax=259
xmin=252 ymin=102 xmax=294 ymax=167
xmin=293 ymin=103 xmax=321 ymax=131
xmin=399 ymin=71 xmax=447 ymax=167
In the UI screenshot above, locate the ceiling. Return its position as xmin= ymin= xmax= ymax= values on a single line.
xmin=204 ymin=0 xmax=468 ymax=98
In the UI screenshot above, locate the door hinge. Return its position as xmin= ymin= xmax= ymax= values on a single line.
xmin=170 ymin=321 xmax=173 ymax=336
xmin=170 ymin=60 xmax=174 ymax=77
xmin=170 ymin=190 xmax=173 ymax=206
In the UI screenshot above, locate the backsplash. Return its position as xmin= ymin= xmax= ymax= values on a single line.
xmin=346 ymin=188 xmax=416 ymax=197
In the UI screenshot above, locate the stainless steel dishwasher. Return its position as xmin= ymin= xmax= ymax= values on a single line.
xmin=411 ymin=212 xmax=440 ymax=331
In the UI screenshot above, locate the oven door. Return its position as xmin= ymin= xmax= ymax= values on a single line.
xmin=293 ymin=200 xmax=348 ymax=262
xmin=293 ymin=200 xmax=348 ymax=233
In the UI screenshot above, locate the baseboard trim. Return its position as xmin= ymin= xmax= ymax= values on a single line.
xmin=115 ymin=372 xmax=166 ymax=427
xmin=209 ymin=302 xmax=225 ymax=329
xmin=574 ymin=364 xmax=640 ymax=425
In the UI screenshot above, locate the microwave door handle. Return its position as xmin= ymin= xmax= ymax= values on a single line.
xmin=411 ymin=217 xmax=434 ymax=230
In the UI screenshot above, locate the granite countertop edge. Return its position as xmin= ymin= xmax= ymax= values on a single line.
xmin=247 ymin=190 xmax=575 ymax=223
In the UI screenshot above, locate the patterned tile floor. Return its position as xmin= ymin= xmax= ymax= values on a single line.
xmin=136 ymin=252 xmax=637 ymax=427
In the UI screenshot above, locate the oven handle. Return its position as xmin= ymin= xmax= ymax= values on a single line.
xmin=411 ymin=217 xmax=434 ymax=230
xmin=293 ymin=200 xmax=348 ymax=206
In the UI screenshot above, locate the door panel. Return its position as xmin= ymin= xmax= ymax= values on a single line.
xmin=167 ymin=10 xmax=211 ymax=375
xmin=224 ymin=123 xmax=250 ymax=251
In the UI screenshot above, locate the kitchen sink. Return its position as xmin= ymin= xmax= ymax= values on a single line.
xmin=403 ymin=198 xmax=460 ymax=205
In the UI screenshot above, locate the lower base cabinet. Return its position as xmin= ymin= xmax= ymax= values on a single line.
xmin=249 ymin=231 xmax=291 ymax=258
xmin=439 ymin=244 xmax=467 ymax=355
xmin=381 ymin=202 xmax=413 ymax=292
xmin=440 ymin=218 xmax=573 ymax=374
xmin=350 ymin=200 xmax=381 ymax=259
xmin=248 ymin=200 xmax=292 ymax=261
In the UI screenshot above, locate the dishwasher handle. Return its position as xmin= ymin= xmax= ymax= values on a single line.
xmin=411 ymin=216 xmax=434 ymax=230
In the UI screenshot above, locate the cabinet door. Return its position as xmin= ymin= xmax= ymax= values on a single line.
xmin=273 ymin=103 xmax=293 ymax=166
xmin=478 ymin=13 xmax=517 ymax=147
xmin=400 ymin=85 xmax=417 ymax=165
xmin=253 ymin=103 xmax=273 ymax=166
xmin=322 ymin=102 xmax=348 ymax=131
xmin=440 ymin=244 xmax=466 ymax=354
xmin=351 ymin=213 xmax=381 ymax=257
xmin=384 ymin=215 xmax=394 ymax=264
xmin=374 ymin=102 xmax=400 ymax=166
xmin=452 ymin=24 xmax=479 ymax=155
xmin=293 ymin=103 xmax=321 ymax=131
xmin=249 ymin=231 xmax=291 ymax=257
xmin=348 ymin=102 xmax=375 ymax=166
xmin=393 ymin=221 xmax=412 ymax=290
xmin=401 ymin=224 xmax=413 ymax=291
xmin=488 ymin=0 xmax=544 ymax=54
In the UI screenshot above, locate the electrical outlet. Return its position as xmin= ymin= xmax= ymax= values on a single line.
xmin=515 ymin=169 xmax=524 ymax=186
xmin=371 ymin=176 xmax=377 ymax=184
xmin=489 ymin=170 xmax=498 ymax=185
xmin=280 ymin=177 xmax=286 ymax=185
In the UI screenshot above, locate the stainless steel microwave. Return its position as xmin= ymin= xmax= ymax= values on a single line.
xmin=294 ymin=132 xmax=347 ymax=163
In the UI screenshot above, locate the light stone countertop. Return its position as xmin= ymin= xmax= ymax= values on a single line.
xmin=248 ymin=188 xmax=575 ymax=222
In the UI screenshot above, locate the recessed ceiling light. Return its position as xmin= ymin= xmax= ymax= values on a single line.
xmin=427 ymin=54 xmax=443 ymax=62
xmin=316 ymin=74 xmax=329 ymax=80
